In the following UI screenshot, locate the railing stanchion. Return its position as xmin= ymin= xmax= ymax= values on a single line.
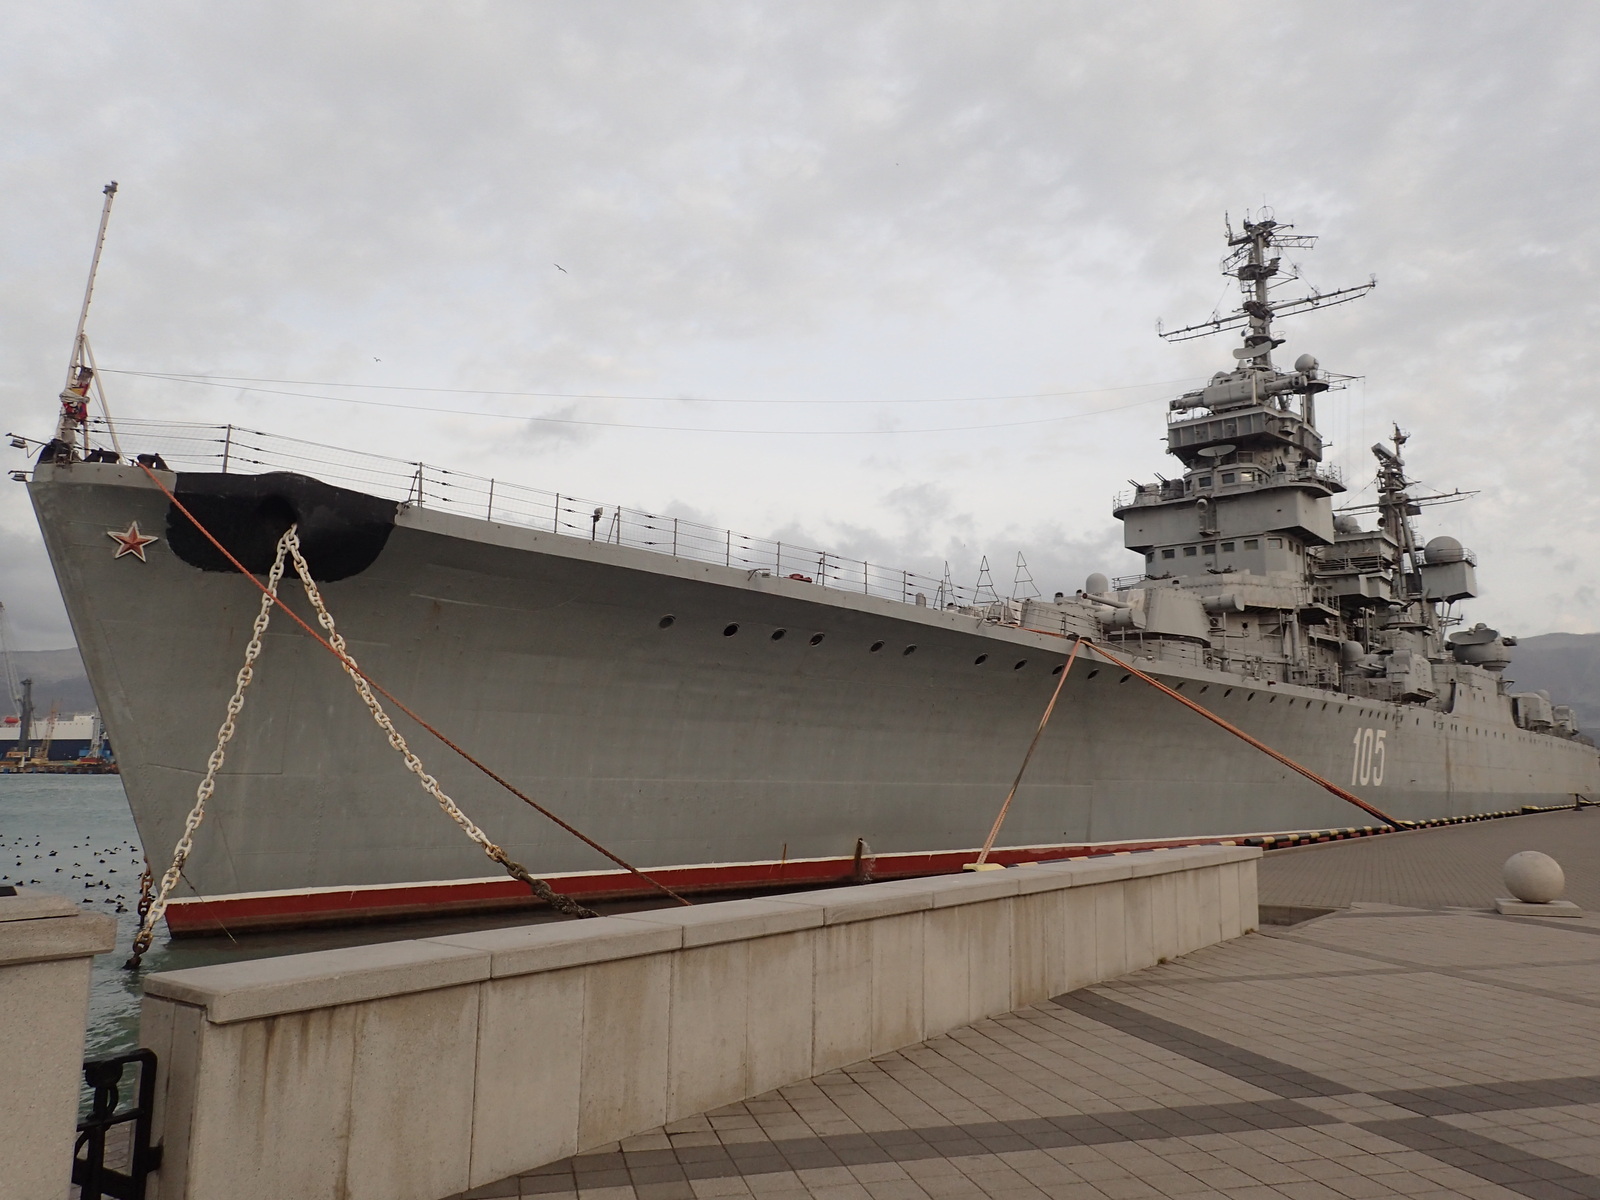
xmin=114 ymin=421 xmax=984 ymax=618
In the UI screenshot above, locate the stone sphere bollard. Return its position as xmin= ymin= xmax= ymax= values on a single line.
xmin=1504 ymin=851 xmax=1565 ymax=904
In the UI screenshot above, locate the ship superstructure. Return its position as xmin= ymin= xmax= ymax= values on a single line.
xmin=16 ymin=208 xmax=1599 ymax=933
xmin=1096 ymin=214 xmax=1576 ymax=740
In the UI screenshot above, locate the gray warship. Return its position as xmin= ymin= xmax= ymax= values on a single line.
xmin=21 ymin=211 xmax=1600 ymax=932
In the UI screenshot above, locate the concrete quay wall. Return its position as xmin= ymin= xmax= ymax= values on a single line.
xmin=0 ymin=890 xmax=116 ymax=1200
xmin=139 ymin=846 xmax=1260 ymax=1200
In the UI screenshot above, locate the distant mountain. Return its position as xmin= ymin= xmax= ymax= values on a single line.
xmin=6 ymin=648 xmax=97 ymax=716
xmin=1505 ymin=632 xmax=1600 ymax=734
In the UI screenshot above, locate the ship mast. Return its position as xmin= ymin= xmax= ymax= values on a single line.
xmin=1372 ymin=425 xmax=1439 ymax=638
xmin=1160 ymin=210 xmax=1375 ymax=433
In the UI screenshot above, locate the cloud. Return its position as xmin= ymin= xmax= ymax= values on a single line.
xmin=4 ymin=0 xmax=1600 ymax=646
xmin=0 ymin=520 xmax=70 ymax=650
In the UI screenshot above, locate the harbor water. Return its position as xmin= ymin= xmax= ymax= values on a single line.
xmin=0 ymin=774 xmax=677 ymax=1060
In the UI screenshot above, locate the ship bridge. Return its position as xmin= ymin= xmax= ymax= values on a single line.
xmin=1113 ymin=212 xmax=1367 ymax=585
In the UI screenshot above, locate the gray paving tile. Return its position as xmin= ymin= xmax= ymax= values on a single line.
xmin=454 ymin=820 xmax=1600 ymax=1200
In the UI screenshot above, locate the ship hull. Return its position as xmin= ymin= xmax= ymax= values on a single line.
xmin=30 ymin=462 xmax=1600 ymax=931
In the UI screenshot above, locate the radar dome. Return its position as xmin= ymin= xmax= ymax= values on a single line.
xmin=1424 ymin=535 xmax=1465 ymax=564
xmin=1085 ymin=573 xmax=1110 ymax=595
xmin=1294 ymin=353 xmax=1319 ymax=374
xmin=1333 ymin=514 xmax=1361 ymax=535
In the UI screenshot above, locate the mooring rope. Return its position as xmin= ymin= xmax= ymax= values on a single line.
xmin=125 ymin=524 xmax=600 ymax=970
xmin=279 ymin=529 xmax=599 ymax=921
xmin=972 ymin=635 xmax=1086 ymax=865
xmin=1083 ymin=638 xmax=1405 ymax=829
xmin=135 ymin=461 xmax=691 ymax=912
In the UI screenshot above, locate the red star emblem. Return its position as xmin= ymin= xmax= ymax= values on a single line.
xmin=107 ymin=521 xmax=160 ymax=561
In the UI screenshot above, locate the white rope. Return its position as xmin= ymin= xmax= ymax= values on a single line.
xmin=283 ymin=531 xmax=503 ymax=859
xmin=280 ymin=530 xmax=592 ymax=915
xmin=126 ymin=525 xmax=594 ymax=968
xmin=127 ymin=526 xmax=292 ymax=964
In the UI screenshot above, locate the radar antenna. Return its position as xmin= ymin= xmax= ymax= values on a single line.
xmin=1157 ymin=212 xmax=1376 ymax=363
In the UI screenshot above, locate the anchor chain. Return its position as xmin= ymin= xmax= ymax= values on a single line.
xmin=133 ymin=863 xmax=153 ymax=928
xmin=125 ymin=526 xmax=597 ymax=970
xmin=125 ymin=526 xmax=293 ymax=968
xmin=281 ymin=530 xmax=597 ymax=920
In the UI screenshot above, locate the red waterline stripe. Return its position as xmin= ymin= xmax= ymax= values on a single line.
xmin=160 ymin=835 xmax=1247 ymax=935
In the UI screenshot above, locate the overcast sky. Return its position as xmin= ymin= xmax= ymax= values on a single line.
xmin=4 ymin=1 xmax=1599 ymax=649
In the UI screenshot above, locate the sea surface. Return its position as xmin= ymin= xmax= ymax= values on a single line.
xmin=0 ymin=774 xmax=671 ymax=1061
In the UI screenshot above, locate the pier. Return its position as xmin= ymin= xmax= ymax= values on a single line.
xmin=20 ymin=809 xmax=1600 ymax=1199
xmin=442 ymin=810 xmax=1600 ymax=1200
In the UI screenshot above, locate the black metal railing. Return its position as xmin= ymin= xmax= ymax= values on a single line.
xmin=73 ymin=1049 xmax=162 ymax=1200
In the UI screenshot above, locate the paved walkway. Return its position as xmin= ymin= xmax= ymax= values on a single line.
xmin=1258 ymin=807 xmax=1600 ymax=912
xmin=452 ymin=812 xmax=1600 ymax=1200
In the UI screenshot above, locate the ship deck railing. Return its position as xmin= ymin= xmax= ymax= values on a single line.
xmin=83 ymin=418 xmax=974 ymax=611
xmin=1113 ymin=462 xmax=1344 ymax=509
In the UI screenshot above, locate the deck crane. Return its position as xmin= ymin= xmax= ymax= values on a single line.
xmin=32 ymin=702 xmax=60 ymax=767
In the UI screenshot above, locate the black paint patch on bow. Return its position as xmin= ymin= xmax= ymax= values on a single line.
xmin=166 ymin=471 xmax=396 ymax=582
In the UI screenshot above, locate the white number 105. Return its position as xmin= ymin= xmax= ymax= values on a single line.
xmin=1351 ymin=728 xmax=1386 ymax=787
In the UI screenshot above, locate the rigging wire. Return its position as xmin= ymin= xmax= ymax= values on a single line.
xmin=98 ymin=370 xmax=1177 ymax=435
xmin=136 ymin=462 xmax=694 ymax=910
xmin=101 ymin=368 xmax=1203 ymax=407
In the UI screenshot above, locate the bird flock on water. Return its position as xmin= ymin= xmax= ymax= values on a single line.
xmin=1 ymin=834 xmax=143 ymax=914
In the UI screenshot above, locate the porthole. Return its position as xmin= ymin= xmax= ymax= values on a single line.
xmin=1014 ymin=660 xmax=1028 ymax=670
xmin=1247 ymin=693 xmax=1255 ymax=701
xmin=1087 ymin=669 xmax=1100 ymax=679
xmin=1224 ymin=689 xmax=1233 ymax=698
xmin=658 ymin=615 xmax=676 ymax=629
xmin=723 ymin=623 xmax=740 ymax=636
xmin=809 ymin=633 xmax=825 ymax=646
xmin=1119 ymin=674 xmax=1131 ymax=684
xmin=1200 ymin=686 xmax=1208 ymax=694
xmin=903 ymin=645 xmax=918 ymax=656
xmin=770 ymin=629 xmax=786 ymax=641
xmin=870 ymin=641 xmax=885 ymax=653
xmin=1051 ymin=664 xmax=1064 ymax=675
xmin=1269 ymin=696 xmax=1277 ymax=703
xmin=1174 ymin=682 xmax=1185 ymax=690
xmin=974 ymin=654 xmax=988 ymax=665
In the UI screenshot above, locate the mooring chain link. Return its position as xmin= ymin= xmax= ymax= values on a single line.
xmin=125 ymin=526 xmax=294 ymax=968
xmin=133 ymin=863 xmax=153 ymax=928
xmin=124 ymin=525 xmax=595 ymax=970
xmin=281 ymin=530 xmax=597 ymax=920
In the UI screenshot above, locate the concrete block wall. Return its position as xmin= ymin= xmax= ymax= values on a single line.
xmin=139 ymin=846 xmax=1259 ymax=1200
xmin=0 ymin=890 xmax=117 ymax=1200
